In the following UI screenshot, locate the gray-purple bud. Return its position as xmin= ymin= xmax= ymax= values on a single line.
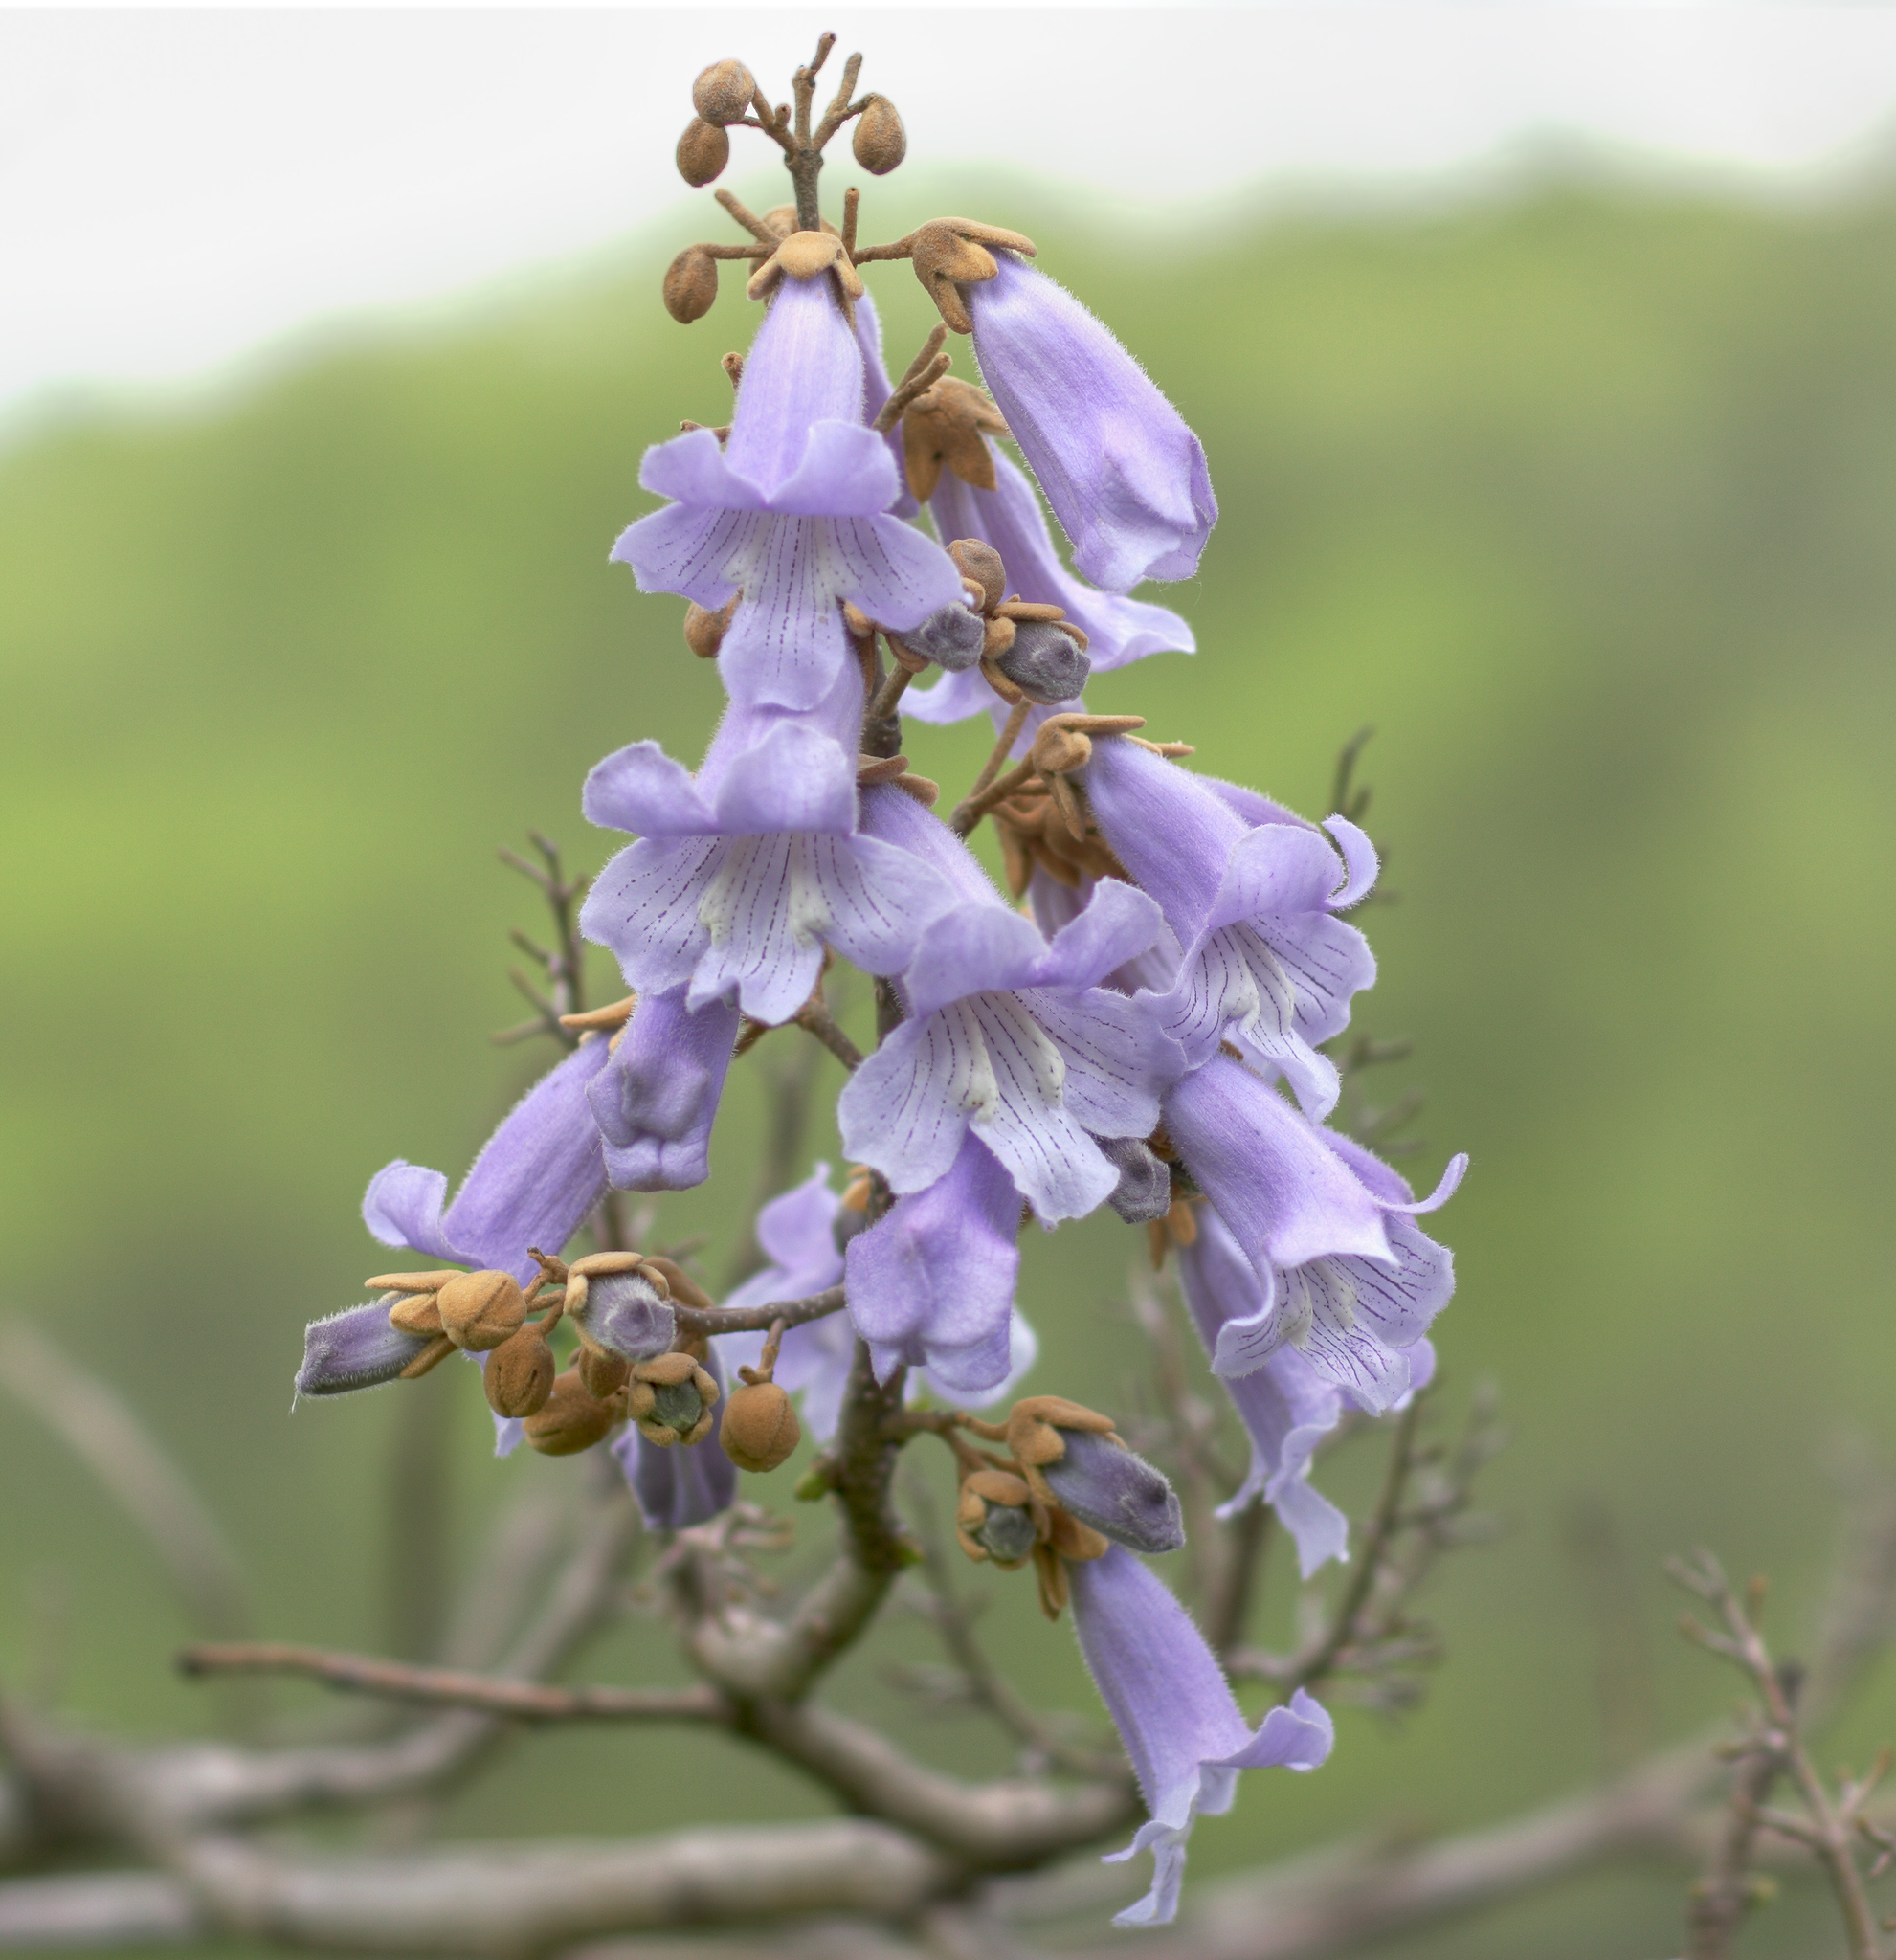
xmin=993 ymin=620 xmax=1091 ymax=702
xmin=296 ymin=1300 xmax=430 ymax=1397
xmin=1043 ymin=1429 xmax=1185 ymax=1555
xmin=1095 ymin=1135 xmax=1172 ymax=1226
xmin=574 ymin=1269 xmax=676 ymax=1361
xmin=898 ymin=598 xmax=986 ymax=672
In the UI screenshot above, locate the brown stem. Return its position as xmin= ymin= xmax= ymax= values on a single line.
xmin=950 ymin=756 xmax=1037 ymax=839
xmin=866 ymin=660 xmax=917 ymax=725
xmin=794 ymin=994 xmax=864 ymax=1070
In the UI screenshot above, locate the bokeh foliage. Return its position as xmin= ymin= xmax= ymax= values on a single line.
xmin=3 ymin=172 xmax=1895 ymax=1955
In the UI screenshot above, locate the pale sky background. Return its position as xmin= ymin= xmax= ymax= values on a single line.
xmin=10 ymin=8 xmax=1896 ymax=436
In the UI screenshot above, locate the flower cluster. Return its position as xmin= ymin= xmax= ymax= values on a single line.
xmin=294 ymin=40 xmax=1466 ymax=1929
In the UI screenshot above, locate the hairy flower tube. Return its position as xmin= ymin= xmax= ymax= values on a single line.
xmin=362 ymin=1035 xmax=613 ymax=1285
xmin=1069 ymin=1545 xmax=1334 ymax=1925
xmin=586 ymin=986 xmax=741 ymax=1192
xmin=963 ymin=253 xmax=1216 ymax=593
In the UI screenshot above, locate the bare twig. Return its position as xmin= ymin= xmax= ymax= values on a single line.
xmin=671 ymin=1285 xmax=847 ymax=1338
xmin=795 ymin=994 xmax=864 ymax=1071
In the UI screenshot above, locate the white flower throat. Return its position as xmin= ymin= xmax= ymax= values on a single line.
xmin=697 ymin=834 xmax=834 ymax=948
xmin=943 ymin=992 xmax=1068 ymax=1122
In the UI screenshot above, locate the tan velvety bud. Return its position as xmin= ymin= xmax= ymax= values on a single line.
xmin=776 ymin=230 xmax=843 ymax=280
xmin=851 ymin=96 xmax=906 ymax=175
xmin=676 ymin=119 xmax=730 ymax=189
xmin=663 ymin=246 xmax=721 ymax=324
xmin=721 ymin=1381 xmax=801 ymax=1473
xmin=485 ymin=1325 xmax=556 ymax=1419
xmin=683 ymin=596 xmax=735 ymax=657
xmin=388 ymin=1292 xmax=443 ymax=1337
xmin=636 ymin=1351 xmax=699 ymax=1389
xmin=1033 ymin=724 xmax=1091 ymax=777
xmin=947 ymin=539 xmax=1007 ymax=612
xmin=523 ymin=1370 xmax=618 ymax=1456
xmin=577 ymin=1344 xmax=631 ymax=1399
xmin=692 ymin=58 xmax=756 ymax=126
xmin=435 ymin=1270 xmax=527 ymax=1351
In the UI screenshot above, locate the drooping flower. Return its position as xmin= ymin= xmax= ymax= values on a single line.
xmin=587 ymin=986 xmax=741 ymax=1192
xmin=362 ymin=1036 xmax=613 ymax=1286
xmin=906 ymin=445 xmax=1195 ymax=731
xmin=720 ymin=1161 xmax=1037 ymax=1420
xmin=1068 ymin=1545 xmax=1333 ymax=1926
xmin=613 ymin=273 xmax=965 ymax=711
xmin=964 ymin=253 xmax=1216 ymax=594
xmin=838 ymin=782 xmax=1183 ymax=1228
xmin=1196 ymin=1130 xmax=1461 ymax=1409
xmin=1080 ymin=734 xmax=1377 ymax=1121
xmin=580 ymin=702 xmax=953 ymax=1028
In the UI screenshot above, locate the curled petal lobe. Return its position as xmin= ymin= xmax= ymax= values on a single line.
xmin=706 ymin=720 xmax=858 ymax=836
xmin=843 ymin=1131 xmax=1021 ymax=1392
xmin=611 ymin=503 xmax=755 ymax=611
xmin=582 ymin=740 xmax=714 ymax=838
xmin=967 ymin=254 xmax=1216 ymax=592
xmin=588 ymin=989 xmax=739 ymax=1192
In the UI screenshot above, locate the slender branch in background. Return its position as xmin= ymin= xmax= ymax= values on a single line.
xmin=178 ymin=1645 xmax=725 ymax=1726
xmin=0 ymin=1319 xmax=253 ymax=1646
xmin=382 ymin=1364 xmax=456 ymax=1663
xmin=1206 ymin=1502 xmax=1272 ymax=1660
xmin=1671 ymin=1548 xmax=1891 ymax=1960
xmin=1560 ymin=1496 xmax=1659 ymax=1771
xmin=492 ymin=833 xmax=591 ymax=1048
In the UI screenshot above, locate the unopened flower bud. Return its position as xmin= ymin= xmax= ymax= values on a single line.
xmin=387 ymin=1292 xmax=444 ymax=1337
xmin=566 ymin=1254 xmax=675 ymax=1361
xmin=683 ymin=595 xmax=735 ymax=657
xmin=297 ymin=1301 xmax=432 ymax=1397
xmin=851 ymin=95 xmax=907 ymax=175
xmin=893 ymin=597 xmax=984 ymax=672
xmin=721 ymin=1380 xmax=801 ymax=1472
xmin=435 ymin=1270 xmax=527 ymax=1351
xmin=577 ymin=1344 xmax=632 ymax=1399
xmin=676 ymin=118 xmax=730 ymax=189
xmin=1096 ymin=1135 xmax=1172 ymax=1226
xmin=484 ymin=1323 xmax=556 ymax=1418
xmin=1043 ymin=1429 xmax=1184 ymax=1555
xmin=523 ymin=1369 xmax=619 ymax=1456
xmin=1006 ymin=1395 xmax=1185 ymax=1555
xmin=955 ymin=1468 xmax=1038 ymax=1568
xmin=663 ymin=247 xmax=721 ymax=324
xmin=995 ymin=620 xmax=1091 ymax=703
xmin=630 ymin=1350 xmax=719 ymax=1446
xmin=692 ymin=58 xmax=756 ymax=126
xmin=947 ymin=538 xmax=1007 ymax=612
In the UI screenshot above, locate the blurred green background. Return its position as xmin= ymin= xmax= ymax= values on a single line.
xmin=3 ymin=165 xmax=1895 ymax=1958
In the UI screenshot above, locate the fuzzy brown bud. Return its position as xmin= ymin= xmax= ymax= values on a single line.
xmin=683 ymin=595 xmax=736 ymax=657
xmin=577 ymin=1345 xmax=632 ymax=1400
xmin=851 ymin=95 xmax=906 ymax=175
xmin=676 ymin=119 xmax=730 ymax=189
xmin=435 ymin=1270 xmax=527 ymax=1352
xmin=484 ymin=1324 xmax=556 ymax=1419
xmin=947 ymin=538 xmax=1007 ymax=612
xmin=692 ymin=59 xmax=756 ymax=125
xmin=387 ymin=1291 xmax=444 ymax=1337
xmin=523 ymin=1369 xmax=619 ymax=1456
xmin=663 ymin=246 xmax=721 ymax=324
xmin=721 ymin=1381 xmax=801 ymax=1473
xmin=629 ymin=1351 xmax=720 ymax=1447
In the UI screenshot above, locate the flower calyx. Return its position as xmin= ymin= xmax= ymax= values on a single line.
xmin=856 ymin=751 xmax=940 ymax=808
xmin=993 ymin=780 xmax=1128 ymax=898
xmin=948 ymin=1454 xmax=1107 ymax=1621
xmin=368 ymin=1267 xmax=530 ymax=1369
xmin=746 ymin=229 xmax=866 ymax=316
xmin=901 ymin=377 xmax=1010 ymax=501
xmin=889 ymin=218 xmax=1037 ymax=334
xmin=629 ymin=1346 xmax=722 ymax=1448
xmin=563 ymin=1251 xmax=679 ymax=1363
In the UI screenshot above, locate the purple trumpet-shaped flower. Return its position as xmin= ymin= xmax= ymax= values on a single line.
xmin=1082 ymin=735 xmax=1377 ymax=1120
xmin=613 ymin=276 xmax=964 ymax=711
xmin=296 ymin=1301 xmax=431 ymax=1398
xmin=965 ymin=253 xmax=1216 ymax=594
xmin=906 ymin=446 xmax=1195 ymax=730
xmin=1199 ymin=1130 xmax=1461 ymax=1413
xmin=719 ymin=1163 xmax=1038 ymax=1426
xmin=839 ymin=784 xmax=1183 ymax=1227
xmin=581 ymin=702 xmax=954 ymax=1029
xmin=610 ymin=1343 xmax=738 ymax=1531
xmin=1069 ymin=1546 xmax=1332 ymax=1926
xmin=362 ymin=1036 xmax=613 ymax=1286
xmin=1175 ymin=1203 xmax=1347 ymax=1574
xmin=587 ymin=987 xmax=741 ymax=1192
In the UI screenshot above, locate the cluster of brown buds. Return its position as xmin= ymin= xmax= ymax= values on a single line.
xmin=948 ymin=1395 xmax=1183 ymax=1618
xmin=658 ymin=35 xmax=1035 ymax=334
xmin=951 ymin=709 xmax=1190 ymax=843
